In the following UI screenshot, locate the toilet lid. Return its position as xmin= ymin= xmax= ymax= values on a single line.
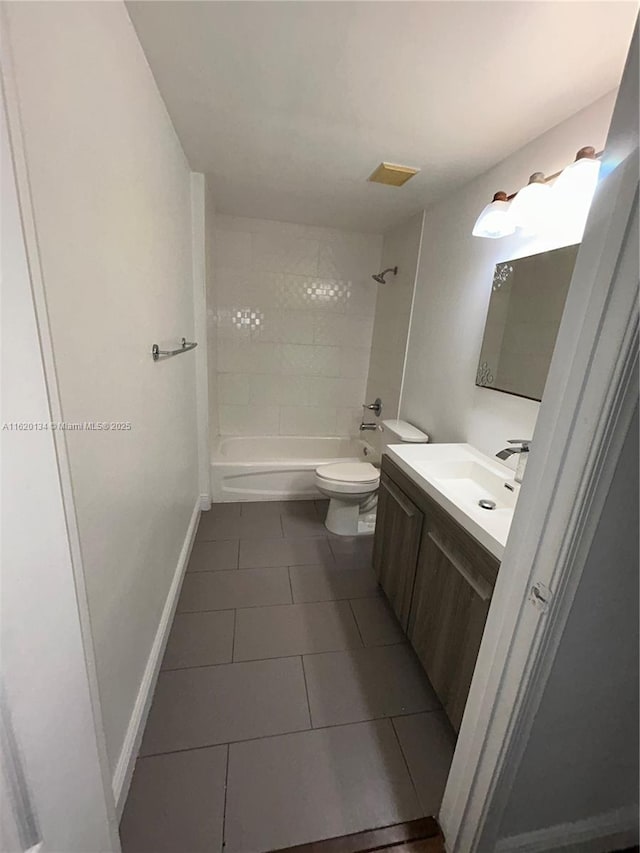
xmin=316 ymin=462 xmax=380 ymax=485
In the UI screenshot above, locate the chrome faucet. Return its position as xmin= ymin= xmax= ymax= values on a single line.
xmin=496 ymin=439 xmax=531 ymax=484
xmin=360 ymin=422 xmax=378 ymax=432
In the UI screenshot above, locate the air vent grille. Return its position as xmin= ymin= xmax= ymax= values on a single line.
xmin=368 ymin=162 xmax=419 ymax=187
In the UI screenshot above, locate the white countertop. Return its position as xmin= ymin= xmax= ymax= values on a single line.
xmin=385 ymin=443 xmax=519 ymax=560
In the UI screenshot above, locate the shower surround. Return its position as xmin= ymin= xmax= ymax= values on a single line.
xmin=209 ymin=215 xmax=382 ymax=441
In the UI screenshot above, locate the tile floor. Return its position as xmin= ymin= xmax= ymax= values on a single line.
xmin=120 ymin=500 xmax=456 ymax=853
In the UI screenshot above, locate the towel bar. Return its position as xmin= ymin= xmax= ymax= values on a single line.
xmin=152 ymin=337 xmax=197 ymax=361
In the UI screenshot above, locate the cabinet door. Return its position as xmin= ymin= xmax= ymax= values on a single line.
xmin=409 ymin=522 xmax=493 ymax=732
xmin=373 ymin=472 xmax=424 ymax=630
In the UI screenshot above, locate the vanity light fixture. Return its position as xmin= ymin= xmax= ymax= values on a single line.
xmin=553 ymin=146 xmax=601 ymax=216
xmin=472 ymin=145 xmax=602 ymax=239
xmin=472 ymin=191 xmax=516 ymax=239
xmin=508 ymin=172 xmax=553 ymax=231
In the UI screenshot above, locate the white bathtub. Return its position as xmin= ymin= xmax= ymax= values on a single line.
xmin=210 ymin=435 xmax=372 ymax=502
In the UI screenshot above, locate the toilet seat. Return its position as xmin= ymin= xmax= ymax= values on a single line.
xmin=314 ymin=418 xmax=427 ymax=536
xmin=315 ymin=462 xmax=380 ymax=495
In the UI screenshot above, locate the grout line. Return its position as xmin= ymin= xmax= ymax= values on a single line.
xmin=188 ymin=556 xmax=370 ymax=574
xmin=193 ymin=536 xmax=240 ymax=544
xmin=177 ymin=601 xmax=293 ymax=615
xmin=231 ymin=608 xmax=237 ymax=663
xmin=221 ymin=743 xmax=230 ymax=849
xmin=178 ymin=587 xmax=380 ymax=615
xmin=138 ymin=709 xmax=441 ymax=761
xmin=327 ymin=536 xmax=338 ymax=561
xmin=390 ymin=716 xmax=424 ymax=814
xmin=187 ymin=567 xmax=241 ymax=575
xmin=161 ymin=641 xmax=380 ymax=672
xmin=287 ymin=566 xmax=295 ymax=604
xmin=300 ymin=655 xmax=313 ymax=729
xmin=177 ymin=598 xmax=318 ymax=615
xmin=176 ymin=593 xmax=381 ymax=619
xmin=348 ymin=599 xmax=366 ymax=647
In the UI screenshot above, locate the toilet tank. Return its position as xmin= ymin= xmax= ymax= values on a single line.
xmin=380 ymin=419 xmax=429 ymax=450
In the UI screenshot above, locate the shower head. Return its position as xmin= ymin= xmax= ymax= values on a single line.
xmin=372 ymin=266 xmax=398 ymax=284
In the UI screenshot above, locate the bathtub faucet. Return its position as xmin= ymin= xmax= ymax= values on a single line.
xmin=360 ymin=422 xmax=378 ymax=432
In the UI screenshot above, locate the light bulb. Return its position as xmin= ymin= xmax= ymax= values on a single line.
xmin=553 ymin=146 xmax=601 ymax=231
xmin=509 ymin=172 xmax=553 ymax=233
xmin=472 ymin=191 xmax=516 ymax=239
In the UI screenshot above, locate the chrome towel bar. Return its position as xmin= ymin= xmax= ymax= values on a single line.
xmin=152 ymin=337 xmax=198 ymax=362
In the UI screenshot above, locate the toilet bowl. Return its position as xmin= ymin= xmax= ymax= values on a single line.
xmin=315 ymin=419 xmax=429 ymax=536
xmin=315 ymin=462 xmax=380 ymax=536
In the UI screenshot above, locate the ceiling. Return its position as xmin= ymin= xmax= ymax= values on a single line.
xmin=127 ymin=1 xmax=637 ymax=233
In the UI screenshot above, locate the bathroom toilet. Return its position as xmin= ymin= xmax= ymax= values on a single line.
xmin=315 ymin=419 xmax=429 ymax=536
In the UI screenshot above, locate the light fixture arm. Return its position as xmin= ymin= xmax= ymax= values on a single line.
xmin=503 ymin=148 xmax=602 ymax=200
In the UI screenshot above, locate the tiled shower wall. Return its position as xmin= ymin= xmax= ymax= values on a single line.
xmin=365 ymin=212 xmax=424 ymax=421
xmin=210 ymin=215 xmax=382 ymax=438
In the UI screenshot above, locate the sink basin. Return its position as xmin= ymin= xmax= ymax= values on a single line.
xmin=422 ymin=459 xmax=517 ymax=510
xmin=385 ymin=443 xmax=519 ymax=559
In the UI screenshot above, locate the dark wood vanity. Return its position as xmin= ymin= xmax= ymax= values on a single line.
xmin=373 ymin=454 xmax=500 ymax=732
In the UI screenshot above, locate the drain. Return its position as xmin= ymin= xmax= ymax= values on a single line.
xmin=478 ymin=498 xmax=496 ymax=510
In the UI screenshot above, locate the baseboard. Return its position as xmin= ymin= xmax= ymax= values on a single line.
xmin=495 ymin=805 xmax=639 ymax=853
xmin=111 ymin=499 xmax=201 ymax=816
xmin=199 ymin=493 xmax=211 ymax=511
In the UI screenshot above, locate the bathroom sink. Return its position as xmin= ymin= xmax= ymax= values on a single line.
xmin=422 ymin=459 xmax=517 ymax=509
xmin=384 ymin=443 xmax=519 ymax=559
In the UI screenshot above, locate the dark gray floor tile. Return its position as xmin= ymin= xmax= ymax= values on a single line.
xmin=290 ymin=565 xmax=380 ymax=603
xmin=120 ymin=746 xmax=227 ymax=853
xmin=392 ymin=712 xmax=456 ymax=815
xmin=304 ymin=644 xmax=440 ymax=728
xmin=140 ymin=658 xmax=310 ymax=755
xmin=161 ymin=611 xmax=235 ymax=670
xmin=177 ymin=568 xmax=291 ymax=612
xmin=210 ymin=502 xmax=242 ymax=519
xmin=224 ymin=720 xmax=422 ymax=853
xmin=328 ymin=534 xmax=374 ymax=569
xmin=350 ymin=596 xmax=406 ymax=646
xmin=187 ymin=539 xmax=239 ymax=572
xmin=239 ymin=514 xmax=283 ymax=539
xmin=233 ymin=601 xmax=362 ymax=661
xmin=314 ymin=499 xmax=329 ymax=518
xmin=281 ymin=505 xmax=328 ymax=538
xmin=197 ymin=509 xmax=241 ymax=541
xmin=239 ymin=537 xmax=334 ymax=569
xmin=240 ymin=500 xmax=310 ymax=520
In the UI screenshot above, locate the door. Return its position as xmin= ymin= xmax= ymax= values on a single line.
xmin=1 ymin=79 xmax=118 ymax=851
xmin=409 ymin=521 xmax=493 ymax=732
xmin=373 ymin=471 xmax=424 ymax=629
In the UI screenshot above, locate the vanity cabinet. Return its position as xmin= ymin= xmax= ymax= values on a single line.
xmin=372 ymin=472 xmax=424 ymax=630
xmin=373 ymin=455 xmax=500 ymax=732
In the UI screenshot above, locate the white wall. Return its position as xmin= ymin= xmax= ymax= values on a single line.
xmin=1 ymin=84 xmax=117 ymax=852
xmin=365 ymin=212 xmax=424 ymax=421
xmin=4 ymin=0 xmax=199 ymax=782
xmin=210 ymin=215 xmax=382 ymax=439
xmin=401 ymin=92 xmax=616 ymax=460
xmin=205 ymin=181 xmax=220 ymax=448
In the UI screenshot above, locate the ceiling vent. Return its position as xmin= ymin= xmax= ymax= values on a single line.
xmin=368 ymin=162 xmax=420 ymax=187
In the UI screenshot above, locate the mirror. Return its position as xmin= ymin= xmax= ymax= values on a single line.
xmin=476 ymin=244 xmax=579 ymax=402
